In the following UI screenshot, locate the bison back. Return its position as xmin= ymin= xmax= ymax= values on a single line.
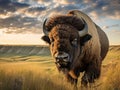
xmin=96 ymin=25 xmax=109 ymax=60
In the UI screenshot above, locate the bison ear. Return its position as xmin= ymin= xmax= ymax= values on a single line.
xmin=80 ymin=34 xmax=92 ymax=45
xmin=41 ymin=35 xmax=51 ymax=44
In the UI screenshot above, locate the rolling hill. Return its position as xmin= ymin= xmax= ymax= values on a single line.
xmin=0 ymin=45 xmax=50 ymax=56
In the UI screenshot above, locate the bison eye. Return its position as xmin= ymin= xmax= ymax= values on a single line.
xmin=71 ymin=38 xmax=78 ymax=47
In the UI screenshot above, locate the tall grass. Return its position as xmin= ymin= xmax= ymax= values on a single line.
xmin=102 ymin=62 xmax=120 ymax=90
xmin=1 ymin=62 xmax=120 ymax=90
xmin=0 ymin=63 xmax=71 ymax=90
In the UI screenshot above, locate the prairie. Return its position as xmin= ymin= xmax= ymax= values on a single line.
xmin=0 ymin=45 xmax=120 ymax=90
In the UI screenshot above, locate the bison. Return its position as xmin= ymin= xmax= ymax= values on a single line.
xmin=41 ymin=10 xmax=109 ymax=88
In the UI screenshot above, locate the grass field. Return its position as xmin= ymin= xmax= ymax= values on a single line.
xmin=0 ymin=45 xmax=120 ymax=90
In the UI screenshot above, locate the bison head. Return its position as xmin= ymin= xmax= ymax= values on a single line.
xmin=42 ymin=15 xmax=91 ymax=70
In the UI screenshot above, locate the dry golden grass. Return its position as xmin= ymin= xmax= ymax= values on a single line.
xmin=0 ymin=62 xmax=72 ymax=90
xmin=103 ymin=62 xmax=120 ymax=90
xmin=0 ymin=46 xmax=120 ymax=90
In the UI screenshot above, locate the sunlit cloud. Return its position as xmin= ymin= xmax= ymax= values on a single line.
xmin=108 ymin=11 xmax=120 ymax=19
xmin=89 ymin=11 xmax=100 ymax=20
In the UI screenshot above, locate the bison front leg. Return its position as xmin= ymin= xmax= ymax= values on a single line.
xmin=66 ymin=74 xmax=78 ymax=89
xmin=81 ymin=60 xmax=102 ymax=87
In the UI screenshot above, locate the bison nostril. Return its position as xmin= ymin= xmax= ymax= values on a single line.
xmin=54 ymin=52 xmax=70 ymax=63
xmin=55 ymin=55 xmax=69 ymax=63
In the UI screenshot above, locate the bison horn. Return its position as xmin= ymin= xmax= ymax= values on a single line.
xmin=78 ymin=18 xmax=88 ymax=37
xmin=43 ymin=18 xmax=49 ymax=36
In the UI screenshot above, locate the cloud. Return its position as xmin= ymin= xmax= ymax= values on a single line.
xmin=0 ymin=0 xmax=29 ymax=14
xmin=0 ymin=0 xmax=30 ymax=21
xmin=0 ymin=0 xmax=44 ymax=34
xmin=103 ymin=24 xmax=120 ymax=29
xmin=10 ymin=0 xmax=120 ymax=20
xmin=0 ymin=14 xmax=42 ymax=34
xmin=84 ymin=0 xmax=120 ymax=20
xmin=0 ymin=0 xmax=120 ymax=34
xmin=89 ymin=11 xmax=100 ymax=20
xmin=22 ymin=5 xmax=47 ymax=17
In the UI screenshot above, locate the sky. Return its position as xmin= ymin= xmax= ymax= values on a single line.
xmin=0 ymin=0 xmax=120 ymax=45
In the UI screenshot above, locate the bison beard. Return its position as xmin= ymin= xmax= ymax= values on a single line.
xmin=41 ymin=10 xmax=109 ymax=88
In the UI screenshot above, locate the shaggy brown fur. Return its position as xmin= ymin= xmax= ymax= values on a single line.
xmin=42 ymin=10 xmax=109 ymax=88
xmin=45 ymin=15 xmax=85 ymax=32
xmin=49 ymin=24 xmax=79 ymax=58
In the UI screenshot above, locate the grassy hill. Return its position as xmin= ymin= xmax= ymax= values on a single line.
xmin=0 ymin=45 xmax=50 ymax=56
xmin=0 ymin=45 xmax=120 ymax=90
